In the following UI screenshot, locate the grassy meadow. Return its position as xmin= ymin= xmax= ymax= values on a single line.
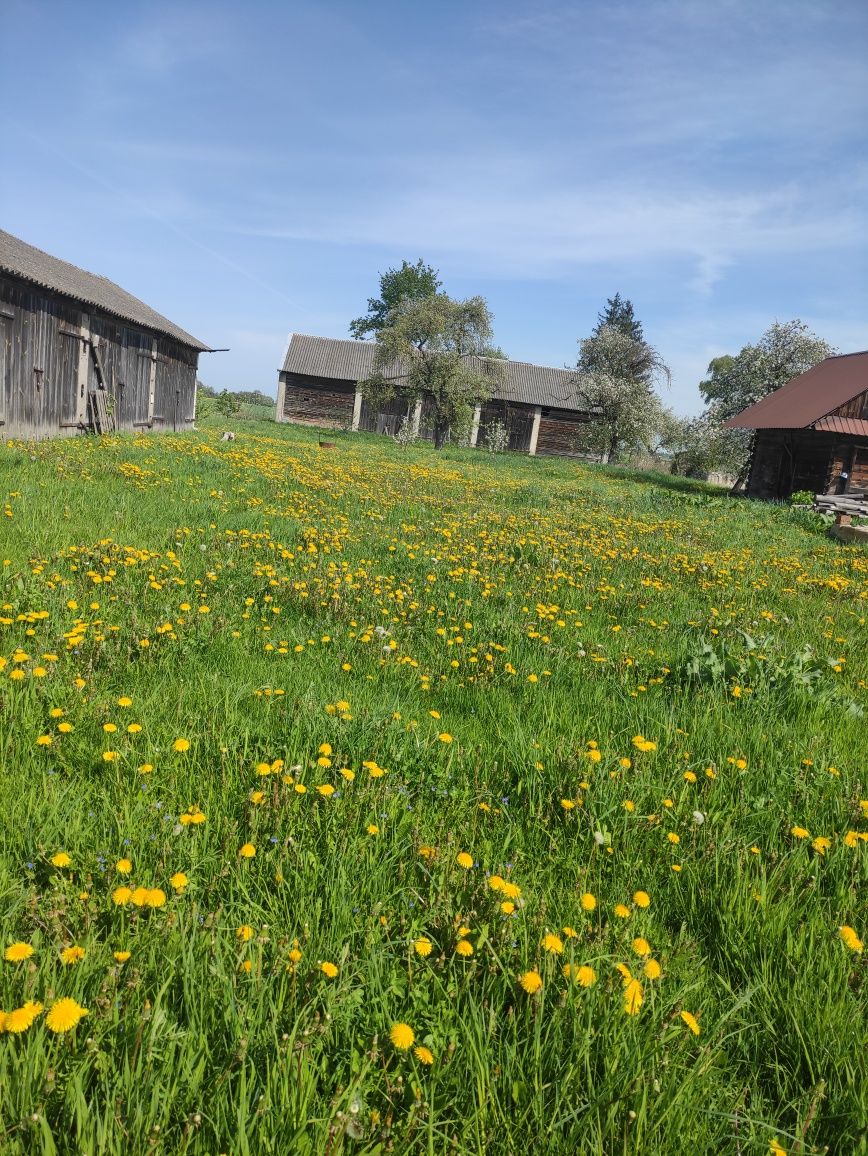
xmin=0 ymin=417 xmax=866 ymax=1154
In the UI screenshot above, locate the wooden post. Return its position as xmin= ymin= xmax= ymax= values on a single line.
xmin=528 ymin=405 xmax=542 ymax=456
xmin=75 ymin=313 xmax=90 ymax=426
xmin=470 ymin=403 xmax=482 ymax=447
xmin=412 ymin=397 xmax=423 ymax=435
xmin=352 ymin=386 xmax=363 ymax=431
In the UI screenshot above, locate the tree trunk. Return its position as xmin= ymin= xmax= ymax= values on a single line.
xmin=608 ymin=427 xmax=619 ymax=462
xmin=433 ymin=419 xmax=449 ymax=449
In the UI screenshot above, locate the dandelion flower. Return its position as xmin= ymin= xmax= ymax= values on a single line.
xmin=172 ymin=737 xmax=190 ymax=752
xmin=623 ymin=979 xmax=643 ymax=1015
xmin=456 ymin=851 xmax=473 ymax=869
xmin=501 ymin=901 xmax=516 ymax=915
xmin=4 ymin=942 xmax=34 ymax=963
xmin=518 ymin=970 xmax=543 ymax=994
xmin=239 ymin=843 xmax=256 ymax=858
xmin=437 ymin=732 xmax=453 ymax=743
xmin=680 ymin=1010 xmax=701 ymax=1035
xmin=580 ymin=892 xmax=597 ymax=912
xmin=389 ymin=1022 xmax=415 ymax=1050
xmin=811 ymin=837 xmax=831 ymax=856
xmin=60 ymin=945 xmax=85 ymax=965
xmin=4 ymin=1001 xmax=43 ymax=1033
xmin=455 ymin=939 xmax=474 ymax=957
xmin=114 ymin=950 xmax=131 ymax=963
xmin=170 ymin=872 xmax=188 ymax=892
xmin=839 ymin=926 xmax=863 ymax=952
xmin=45 ymin=998 xmax=87 ymax=1033
xmin=563 ymin=964 xmax=597 ymax=987
xmin=50 ymin=852 xmax=71 ymax=868
xmin=414 ymin=1045 xmax=434 ymax=1065
xmin=633 ymin=891 xmax=651 ymax=908
xmin=414 ymin=938 xmax=433 ymax=957
xmin=614 ymin=904 xmax=631 ymax=919
xmin=542 ymin=933 xmax=564 ymax=955
xmin=130 ymin=887 xmax=150 ymax=907
xmin=320 ymin=961 xmax=339 ymax=978
xmin=112 ymin=886 xmax=132 ymax=906
xmin=115 ymin=858 xmax=132 ymax=874
xmin=632 ymin=937 xmax=651 ymax=956
xmin=643 ymin=959 xmax=662 ymax=980
xmin=236 ymin=925 xmax=254 ymax=942
xmin=145 ymin=888 xmax=166 ymax=908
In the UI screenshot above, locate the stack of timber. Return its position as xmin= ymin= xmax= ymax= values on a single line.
xmin=814 ymin=493 xmax=868 ymax=517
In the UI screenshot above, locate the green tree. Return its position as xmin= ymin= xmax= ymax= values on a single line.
xmin=574 ymin=325 xmax=670 ymax=461
xmin=593 ymin=293 xmax=644 ymax=344
xmin=349 ymin=259 xmax=442 ymax=340
xmin=360 ymin=294 xmax=501 ymax=449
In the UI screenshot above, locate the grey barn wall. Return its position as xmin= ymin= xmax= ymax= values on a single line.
xmin=0 ymin=273 xmax=200 ymax=440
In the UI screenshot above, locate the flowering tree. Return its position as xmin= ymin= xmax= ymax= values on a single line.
xmin=573 ymin=325 xmax=670 ymax=461
xmin=360 ymin=294 xmax=502 ymax=449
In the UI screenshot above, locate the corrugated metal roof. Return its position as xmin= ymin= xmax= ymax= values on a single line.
xmin=813 ymin=415 xmax=868 ymax=437
xmin=0 ymin=229 xmax=211 ymax=351
xmin=726 ymin=351 xmax=868 ymax=430
xmin=281 ymin=333 xmax=585 ymax=410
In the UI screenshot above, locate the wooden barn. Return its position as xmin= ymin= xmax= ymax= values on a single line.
xmin=727 ymin=351 xmax=868 ymax=499
xmin=0 ymin=229 xmax=211 ymax=439
xmin=276 ymin=333 xmax=594 ymax=456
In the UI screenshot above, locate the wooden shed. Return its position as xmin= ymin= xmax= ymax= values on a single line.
xmin=727 ymin=352 xmax=868 ymax=499
xmin=276 ymin=333 xmax=594 ymax=456
xmin=0 ymin=229 xmax=211 ymax=439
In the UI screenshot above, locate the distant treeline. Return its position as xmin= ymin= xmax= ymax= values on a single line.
xmin=197 ymin=382 xmax=274 ymax=408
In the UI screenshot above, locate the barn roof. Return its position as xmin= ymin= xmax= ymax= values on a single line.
xmin=0 ymin=229 xmax=211 ymax=351
xmin=726 ymin=351 xmax=868 ymax=431
xmin=281 ymin=333 xmax=586 ymax=411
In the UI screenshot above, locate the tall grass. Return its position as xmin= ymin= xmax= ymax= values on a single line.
xmin=0 ymin=421 xmax=865 ymax=1154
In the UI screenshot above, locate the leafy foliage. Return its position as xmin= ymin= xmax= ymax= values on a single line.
xmin=360 ymin=294 xmax=502 ymax=449
xmin=593 ymin=292 xmax=644 ymax=345
xmin=349 ymin=259 xmax=442 ymax=340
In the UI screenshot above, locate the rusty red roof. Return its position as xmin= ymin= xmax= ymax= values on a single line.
xmin=813 ymin=415 xmax=868 ymax=437
xmin=726 ymin=351 xmax=868 ymax=430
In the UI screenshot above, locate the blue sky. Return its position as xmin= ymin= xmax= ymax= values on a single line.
xmin=2 ymin=0 xmax=866 ymax=413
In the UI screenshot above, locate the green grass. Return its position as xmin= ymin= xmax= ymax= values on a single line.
xmin=0 ymin=419 xmax=865 ymax=1155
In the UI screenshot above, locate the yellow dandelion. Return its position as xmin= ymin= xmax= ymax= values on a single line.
xmin=389 ymin=1022 xmax=415 ymax=1050
xmin=172 ymin=737 xmax=190 ymax=753
xmin=633 ymin=891 xmax=651 ymax=908
xmin=580 ymin=892 xmax=597 ymax=912
xmin=542 ymin=933 xmax=564 ymax=955
xmin=320 ymin=961 xmax=339 ymax=978
xmin=680 ymin=1010 xmax=701 ymax=1035
xmin=50 ymin=852 xmax=71 ymax=868
xmin=839 ymin=926 xmax=863 ymax=952
xmin=239 ymin=843 xmax=256 ymax=858
xmin=114 ymin=950 xmax=131 ymax=963
xmin=414 ymin=1045 xmax=435 ymax=1065
xmin=45 ymin=998 xmax=88 ymax=1033
xmin=632 ymin=937 xmax=651 ymax=956
xmin=437 ymin=733 xmax=453 ymax=743
xmin=4 ymin=942 xmax=34 ymax=963
xmin=4 ymin=1001 xmax=44 ymax=1033
xmin=455 ymin=939 xmax=474 ymax=957
xmin=456 ymin=851 xmax=473 ymax=869
xmin=643 ymin=959 xmax=662 ymax=980
xmin=614 ymin=903 xmax=631 ymax=919
xmin=623 ymin=978 xmax=644 ymax=1015
xmin=145 ymin=888 xmax=166 ymax=908
xmin=112 ymin=885 xmax=133 ymax=906
xmin=414 ymin=938 xmax=433 ymax=957
xmin=60 ymin=945 xmax=85 ymax=965
xmin=115 ymin=858 xmax=132 ymax=874
xmin=518 ymin=970 xmax=543 ymax=994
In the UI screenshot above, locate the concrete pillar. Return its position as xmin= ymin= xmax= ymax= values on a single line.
xmin=470 ymin=403 xmax=482 ymax=447
xmin=352 ymin=386 xmax=363 ymax=431
xmin=411 ymin=397 xmax=423 ymax=435
xmin=528 ymin=405 xmax=542 ymax=456
xmin=275 ymin=376 xmax=287 ymax=423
